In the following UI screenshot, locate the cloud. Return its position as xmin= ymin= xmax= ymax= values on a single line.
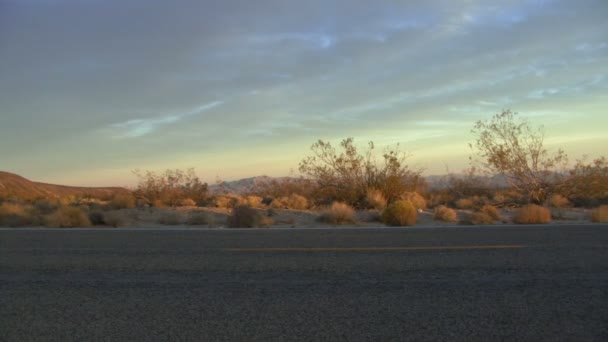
xmin=110 ymin=101 xmax=224 ymax=138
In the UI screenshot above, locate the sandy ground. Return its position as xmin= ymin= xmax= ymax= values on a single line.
xmin=101 ymin=206 xmax=596 ymax=228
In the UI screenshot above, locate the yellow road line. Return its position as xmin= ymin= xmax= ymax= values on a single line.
xmin=224 ymin=245 xmax=526 ymax=252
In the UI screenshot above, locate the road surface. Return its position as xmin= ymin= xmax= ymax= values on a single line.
xmin=1 ymin=225 xmax=607 ymax=341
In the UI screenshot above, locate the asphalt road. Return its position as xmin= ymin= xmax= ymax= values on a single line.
xmin=1 ymin=225 xmax=607 ymax=341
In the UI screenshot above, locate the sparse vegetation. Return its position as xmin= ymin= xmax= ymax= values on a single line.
xmin=513 ymin=205 xmax=551 ymax=224
xmin=400 ymin=192 xmax=426 ymax=210
xmin=480 ymin=205 xmax=500 ymax=221
xmin=0 ymin=203 xmax=34 ymax=227
xmin=433 ymin=205 xmax=458 ymax=222
xmin=46 ymin=206 xmax=91 ymax=228
xmin=455 ymin=198 xmax=474 ymax=209
xmin=103 ymin=211 xmax=131 ymax=227
xmin=133 ymin=168 xmax=208 ymax=207
xmin=187 ymin=212 xmax=214 ymax=226
xmin=107 ymin=193 xmax=136 ymax=210
xmin=381 ymin=200 xmax=417 ymax=226
xmin=318 ymin=202 xmax=356 ymax=225
xmin=591 ymin=205 xmax=608 ymax=223
xmin=178 ymin=198 xmax=197 ymax=207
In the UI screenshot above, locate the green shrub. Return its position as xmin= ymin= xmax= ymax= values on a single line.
xmin=513 ymin=205 xmax=551 ymax=224
xmin=433 ymin=205 xmax=458 ymax=222
xmin=318 ymin=202 xmax=356 ymax=225
xmin=366 ymin=188 xmax=387 ymax=210
xmin=460 ymin=212 xmax=495 ymax=225
xmin=480 ymin=205 xmax=500 ymax=221
xmin=46 ymin=206 xmax=91 ymax=228
xmin=591 ymin=205 xmax=608 ymax=223
xmin=381 ymin=200 xmax=417 ymax=226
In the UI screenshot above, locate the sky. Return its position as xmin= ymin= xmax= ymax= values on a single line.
xmin=1 ymin=0 xmax=607 ymax=186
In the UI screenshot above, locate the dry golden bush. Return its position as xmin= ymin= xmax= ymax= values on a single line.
xmin=548 ymin=194 xmax=570 ymax=208
xmin=460 ymin=212 xmax=495 ymax=225
xmin=107 ymin=193 xmax=136 ymax=210
xmin=591 ymin=205 xmax=608 ymax=223
xmin=513 ymin=205 xmax=551 ymax=224
xmin=178 ymin=198 xmax=197 ymax=207
xmin=0 ymin=203 xmax=34 ymax=227
xmin=46 ymin=206 xmax=91 ymax=228
xmin=400 ymin=192 xmax=426 ymax=210
xmin=433 ymin=205 xmax=458 ymax=222
xmin=245 ymin=195 xmax=264 ymax=208
xmin=285 ymin=194 xmax=309 ymax=210
xmin=382 ymin=200 xmax=417 ymax=226
xmin=455 ymin=198 xmax=474 ymax=209
xmin=158 ymin=212 xmax=181 ymax=225
xmin=318 ymin=202 xmax=356 ymax=225
xmin=366 ymin=188 xmax=387 ymax=210
xmin=480 ymin=205 xmax=500 ymax=221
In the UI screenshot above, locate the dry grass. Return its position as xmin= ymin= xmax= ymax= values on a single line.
xmin=480 ymin=205 xmax=500 ymax=221
xmin=433 ymin=205 xmax=458 ymax=222
xmin=366 ymin=188 xmax=387 ymax=210
xmin=548 ymin=194 xmax=570 ymax=208
xmin=0 ymin=203 xmax=35 ymax=227
xmin=513 ymin=205 xmax=552 ymax=224
xmin=591 ymin=205 xmax=608 ymax=223
xmin=270 ymin=194 xmax=309 ymax=210
xmin=158 ymin=212 xmax=181 ymax=225
xmin=318 ymin=202 xmax=356 ymax=225
xmin=245 ymin=195 xmax=264 ymax=208
xmin=460 ymin=212 xmax=495 ymax=225
xmin=455 ymin=198 xmax=474 ymax=209
xmin=46 ymin=206 xmax=91 ymax=228
xmin=382 ymin=200 xmax=417 ymax=226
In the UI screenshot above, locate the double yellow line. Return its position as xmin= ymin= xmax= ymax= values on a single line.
xmin=225 ymin=245 xmax=525 ymax=252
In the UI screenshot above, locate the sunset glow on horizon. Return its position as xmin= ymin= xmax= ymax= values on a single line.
xmin=1 ymin=0 xmax=606 ymax=187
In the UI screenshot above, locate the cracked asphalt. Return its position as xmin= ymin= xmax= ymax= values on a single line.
xmin=1 ymin=225 xmax=607 ymax=341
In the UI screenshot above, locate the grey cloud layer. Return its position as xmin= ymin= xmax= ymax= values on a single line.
xmin=1 ymin=0 xmax=607 ymax=182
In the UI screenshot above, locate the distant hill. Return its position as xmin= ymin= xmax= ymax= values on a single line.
xmin=209 ymin=175 xmax=287 ymax=194
xmin=0 ymin=171 xmax=130 ymax=201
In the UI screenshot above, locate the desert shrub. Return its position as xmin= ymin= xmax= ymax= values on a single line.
xmin=133 ymin=168 xmax=208 ymax=207
xmin=212 ymin=194 xmax=247 ymax=209
xmin=318 ymin=202 xmax=356 ymax=225
xmin=400 ymin=192 xmax=426 ymax=210
xmin=245 ymin=195 xmax=264 ymax=208
xmin=33 ymin=198 xmax=60 ymax=215
xmin=228 ymin=206 xmax=271 ymax=228
xmin=88 ymin=211 xmax=106 ymax=225
xmin=560 ymin=156 xmax=608 ymax=207
xmin=46 ymin=206 xmax=91 ymax=228
xmin=366 ymin=188 xmax=387 ymax=210
xmin=548 ymin=194 xmax=570 ymax=208
xmin=513 ymin=205 xmax=551 ymax=224
xmin=381 ymin=200 xmax=417 ymax=226
xmin=269 ymin=197 xmax=287 ymax=209
xmin=151 ymin=199 xmax=166 ymax=208
xmin=0 ymin=203 xmax=34 ymax=227
xmin=460 ymin=212 xmax=495 ymax=225
xmin=187 ymin=212 xmax=214 ymax=226
xmin=107 ymin=193 xmax=136 ymax=210
xmin=285 ymin=194 xmax=309 ymax=210
xmin=103 ymin=212 xmax=131 ymax=227
xmin=480 ymin=205 xmax=500 ymax=221
xmin=178 ymin=198 xmax=197 ymax=207
xmin=591 ymin=205 xmax=608 ymax=223
xmin=158 ymin=212 xmax=181 ymax=225
xmin=455 ymin=198 xmax=474 ymax=209
xmin=433 ymin=205 xmax=458 ymax=222
xmin=266 ymin=208 xmax=278 ymax=217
